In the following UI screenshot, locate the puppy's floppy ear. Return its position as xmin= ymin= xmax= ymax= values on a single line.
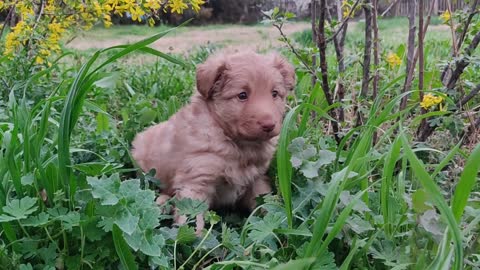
xmin=271 ymin=53 xmax=296 ymax=91
xmin=196 ymin=54 xmax=228 ymax=99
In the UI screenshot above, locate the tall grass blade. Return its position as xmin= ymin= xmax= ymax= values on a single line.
xmin=451 ymin=143 xmax=480 ymax=222
xmin=401 ymin=134 xmax=463 ymax=270
xmin=112 ymin=224 xmax=138 ymax=270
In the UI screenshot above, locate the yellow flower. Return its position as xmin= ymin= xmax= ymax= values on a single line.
xmin=103 ymin=14 xmax=113 ymax=28
xmin=148 ymin=17 xmax=155 ymax=27
xmin=341 ymin=0 xmax=355 ymax=18
xmin=169 ymin=0 xmax=188 ymax=14
xmin=35 ymin=56 xmax=44 ymax=65
xmin=440 ymin=10 xmax=451 ymax=24
xmin=0 ymin=1 xmax=4 ymax=10
xmin=190 ymin=0 xmax=205 ymax=13
xmin=131 ymin=5 xmax=145 ymax=21
xmin=343 ymin=7 xmax=351 ymax=18
xmin=145 ymin=0 xmax=161 ymax=10
xmin=420 ymin=94 xmax=444 ymax=110
xmin=39 ymin=49 xmax=51 ymax=56
xmin=386 ymin=52 xmax=402 ymax=68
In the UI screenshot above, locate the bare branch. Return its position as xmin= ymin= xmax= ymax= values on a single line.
xmin=380 ymin=0 xmax=400 ymax=17
xmin=326 ymin=0 xmax=361 ymax=44
xmin=318 ymin=0 xmax=340 ymax=142
xmin=400 ymin=0 xmax=417 ymax=111
xmin=458 ymin=84 xmax=480 ymax=108
xmin=457 ymin=0 xmax=479 ymax=50
xmin=445 ymin=30 xmax=480 ymax=89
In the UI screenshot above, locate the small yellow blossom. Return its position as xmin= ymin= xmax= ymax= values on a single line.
xmin=169 ymin=0 xmax=188 ymax=14
xmin=144 ymin=0 xmax=161 ymax=10
xmin=440 ymin=10 xmax=451 ymax=24
xmin=131 ymin=5 xmax=146 ymax=21
xmin=191 ymin=0 xmax=205 ymax=13
xmin=386 ymin=52 xmax=402 ymax=68
xmin=148 ymin=17 xmax=155 ymax=27
xmin=420 ymin=94 xmax=444 ymax=110
xmin=35 ymin=56 xmax=44 ymax=65
xmin=103 ymin=14 xmax=113 ymax=28
xmin=341 ymin=0 xmax=355 ymax=18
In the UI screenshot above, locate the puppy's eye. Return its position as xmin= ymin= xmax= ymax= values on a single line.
xmin=272 ymin=90 xmax=279 ymax=98
xmin=238 ymin=92 xmax=248 ymax=100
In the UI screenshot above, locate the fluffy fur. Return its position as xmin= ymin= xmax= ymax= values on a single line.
xmin=131 ymin=51 xmax=295 ymax=233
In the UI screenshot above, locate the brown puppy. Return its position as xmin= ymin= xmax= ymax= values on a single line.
xmin=131 ymin=51 xmax=295 ymax=233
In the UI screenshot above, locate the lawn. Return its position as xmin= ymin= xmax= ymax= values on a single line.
xmin=0 ymin=14 xmax=479 ymax=270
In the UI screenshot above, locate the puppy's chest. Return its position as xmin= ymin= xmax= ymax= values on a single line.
xmin=223 ymin=148 xmax=271 ymax=185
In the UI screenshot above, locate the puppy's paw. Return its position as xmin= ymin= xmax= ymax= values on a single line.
xmin=195 ymin=214 xmax=205 ymax=236
xmin=155 ymin=194 xmax=171 ymax=205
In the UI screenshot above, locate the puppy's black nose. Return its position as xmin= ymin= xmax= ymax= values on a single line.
xmin=261 ymin=123 xmax=275 ymax=133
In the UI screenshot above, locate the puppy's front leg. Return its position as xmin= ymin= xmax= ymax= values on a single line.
xmin=240 ymin=175 xmax=272 ymax=211
xmin=174 ymin=183 xmax=214 ymax=235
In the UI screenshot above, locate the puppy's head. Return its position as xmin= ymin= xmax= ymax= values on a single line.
xmin=196 ymin=51 xmax=295 ymax=141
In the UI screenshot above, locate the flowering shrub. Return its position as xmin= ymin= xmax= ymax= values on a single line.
xmin=0 ymin=0 xmax=204 ymax=64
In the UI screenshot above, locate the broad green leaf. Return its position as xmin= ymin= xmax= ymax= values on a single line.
xmin=176 ymin=225 xmax=197 ymax=244
xmin=88 ymin=175 xmax=120 ymax=205
xmin=93 ymin=73 xmax=119 ymax=89
xmin=115 ymin=210 xmax=139 ymax=235
xmin=112 ymin=224 xmax=138 ymax=270
xmin=21 ymin=173 xmax=34 ymax=186
xmin=248 ymin=212 xmax=284 ymax=244
xmin=412 ymin=189 xmax=433 ymax=213
xmin=124 ymin=228 xmax=165 ymax=257
xmin=0 ymin=197 xmax=38 ymax=221
xmin=175 ymin=198 xmax=208 ymax=217
xmin=21 ymin=212 xmax=50 ymax=227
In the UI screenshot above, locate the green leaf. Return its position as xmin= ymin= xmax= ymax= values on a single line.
xmin=59 ymin=211 xmax=81 ymax=231
xmin=451 ymin=143 xmax=480 ymax=222
xmin=93 ymin=73 xmax=119 ymax=89
xmin=0 ymin=197 xmax=38 ymax=222
xmin=19 ymin=264 xmax=33 ymax=270
xmin=412 ymin=189 xmax=433 ymax=213
xmin=176 ymin=225 xmax=197 ymax=244
xmin=347 ymin=215 xmax=374 ymax=234
xmin=175 ymin=198 xmax=208 ymax=217
xmin=95 ymin=107 xmax=109 ymax=134
xmin=87 ymin=175 xmax=120 ymax=205
xmin=271 ymin=258 xmax=316 ymax=270
xmin=317 ymin=150 xmax=336 ymax=166
xmin=115 ymin=210 xmax=139 ymax=235
xmin=21 ymin=173 xmax=34 ymax=186
xmin=112 ymin=224 xmax=138 ymax=270
xmin=248 ymin=212 xmax=284 ymax=244
xmin=21 ymin=212 xmax=50 ymax=227
xmin=123 ymin=229 xmax=165 ymax=256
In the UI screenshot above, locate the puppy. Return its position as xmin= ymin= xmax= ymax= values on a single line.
xmin=131 ymin=51 xmax=295 ymax=233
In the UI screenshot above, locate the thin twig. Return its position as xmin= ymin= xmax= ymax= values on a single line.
xmin=318 ymin=0 xmax=340 ymax=142
xmin=400 ymin=0 xmax=416 ymax=111
xmin=380 ymin=0 xmax=400 ymax=17
xmin=0 ymin=1 xmax=19 ymax=39
xmin=326 ymin=0 xmax=361 ymax=44
xmin=371 ymin=0 xmax=380 ymax=145
xmin=457 ymin=0 xmax=479 ymax=50
xmin=272 ymin=22 xmax=317 ymax=82
xmin=355 ymin=0 xmax=373 ymax=127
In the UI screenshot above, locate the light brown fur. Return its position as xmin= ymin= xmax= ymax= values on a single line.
xmin=131 ymin=51 xmax=295 ymax=233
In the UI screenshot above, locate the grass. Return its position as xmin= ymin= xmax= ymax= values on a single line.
xmin=0 ymin=16 xmax=479 ymax=269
